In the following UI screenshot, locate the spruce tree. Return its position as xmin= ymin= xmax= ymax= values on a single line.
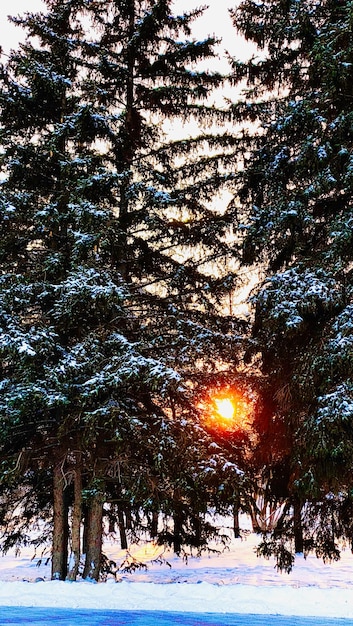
xmin=0 ymin=0 xmax=243 ymax=579
xmin=229 ymin=0 xmax=353 ymax=568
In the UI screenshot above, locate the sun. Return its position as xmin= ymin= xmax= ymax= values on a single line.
xmin=215 ymin=398 xmax=235 ymax=421
xmin=202 ymin=388 xmax=254 ymax=433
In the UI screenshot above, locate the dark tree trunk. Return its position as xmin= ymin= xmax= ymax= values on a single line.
xmin=82 ymin=502 xmax=88 ymax=556
xmin=67 ymin=451 xmax=82 ymax=581
xmin=150 ymin=510 xmax=159 ymax=539
xmin=117 ymin=506 xmax=128 ymax=550
xmin=173 ymin=511 xmax=183 ymax=555
xmin=293 ymin=496 xmax=304 ymax=554
xmin=52 ymin=460 xmax=69 ymax=580
xmin=233 ymin=501 xmax=241 ymax=538
xmin=125 ymin=505 xmax=132 ymax=530
xmin=83 ymin=486 xmax=104 ymax=581
xmin=108 ymin=510 xmax=115 ymax=534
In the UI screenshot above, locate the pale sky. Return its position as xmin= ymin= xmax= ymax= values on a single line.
xmin=0 ymin=0 xmax=253 ymax=64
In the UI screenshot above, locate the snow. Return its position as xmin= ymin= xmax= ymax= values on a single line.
xmin=2 ymin=520 xmax=353 ymax=618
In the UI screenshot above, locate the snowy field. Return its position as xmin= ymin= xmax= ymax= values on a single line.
xmin=1 ymin=518 xmax=353 ymax=620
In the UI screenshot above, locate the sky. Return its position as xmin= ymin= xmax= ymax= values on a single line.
xmin=1 ymin=517 xmax=353 ymax=619
xmin=0 ymin=0 xmax=254 ymax=63
xmin=0 ymin=0 xmax=253 ymax=134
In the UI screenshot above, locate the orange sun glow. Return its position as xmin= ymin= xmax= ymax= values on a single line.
xmin=215 ymin=398 xmax=235 ymax=420
xmin=203 ymin=389 xmax=253 ymax=433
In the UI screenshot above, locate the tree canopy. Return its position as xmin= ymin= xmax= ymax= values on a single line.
xmin=3 ymin=0 xmax=353 ymax=580
xmin=0 ymin=0 xmax=246 ymax=580
xmin=230 ymin=0 xmax=353 ymax=568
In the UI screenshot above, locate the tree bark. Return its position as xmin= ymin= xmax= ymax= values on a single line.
xmin=82 ymin=485 xmax=104 ymax=581
xmin=233 ymin=501 xmax=241 ymax=538
xmin=117 ymin=505 xmax=128 ymax=550
xmin=67 ymin=451 xmax=82 ymax=581
xmin=52 ymin=460 xmax=69 ymax=580
xmin=293 ymin=496 xmax=304 ymax=554
xmin=173 ymin=511 xmax=183 ymax=555
xmin=150 ymin=510 xmax=159 ymax=539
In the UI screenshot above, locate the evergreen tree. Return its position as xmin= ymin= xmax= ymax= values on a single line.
xmin=0 ymin=0 xmax=244 ymax=579
xmin=229 ymin=0 xmax=353 ymax=568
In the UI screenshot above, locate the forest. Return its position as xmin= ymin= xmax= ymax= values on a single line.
xmin=0 ymin=0 xmax=353 ymax=581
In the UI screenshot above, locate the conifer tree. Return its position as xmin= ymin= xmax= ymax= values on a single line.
xmin=0 ymin=0 xmax=243 ymax=579
xmin=230 ymin=0 xmax=353 ymax=568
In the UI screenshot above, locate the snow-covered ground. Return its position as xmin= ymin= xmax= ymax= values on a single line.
xmin=1 ymin=518 xmax=353 ymax=619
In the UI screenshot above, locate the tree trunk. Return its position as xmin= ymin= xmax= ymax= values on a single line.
xmin=117 ymin=505 xmax=128 ymax=550
xmin=108 ymin=509 xmax=115 ymax=534
xmin=67 ymin=451 xmax=82 ymax=581
xmin=233 ymin=502 xmax=241 ymax=538
xmin=125 ymin=505 xmax=132 ymax=530
xmin=83 ymin=485 xmax=104 ymax=581
xmin=293 ymin=496 xmax=304 ymax=554
xmin=82 ymin=502 xmax=88 ymax=556
xmin=52 ymin=460 xmax=69 ymax=580
xmin=173 ymin=511 xmax=183 ymax=555
xmin=150 ymin=510 xmax=159 ymax=539
xmin=114 ymin=0 xmax=136 ymax=281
